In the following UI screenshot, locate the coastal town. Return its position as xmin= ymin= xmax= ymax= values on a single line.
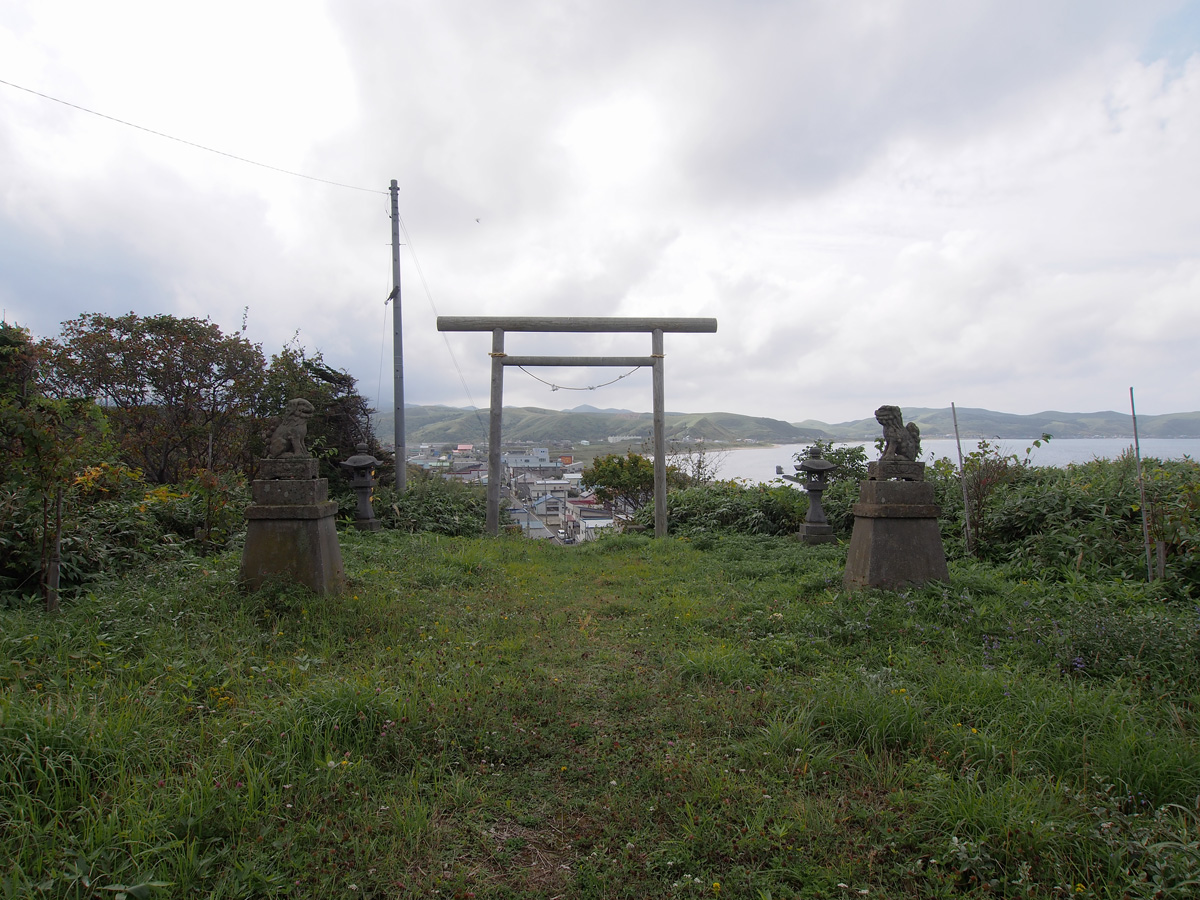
xmin=406 ymin=442 xmax=615 ymax=543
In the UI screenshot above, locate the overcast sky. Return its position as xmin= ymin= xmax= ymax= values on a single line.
xmin=2 ymin=1 xmax=1199 ymax=426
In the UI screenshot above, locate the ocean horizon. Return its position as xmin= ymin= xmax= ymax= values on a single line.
xmin=715 ymin=438 xmax=1200 ymax=486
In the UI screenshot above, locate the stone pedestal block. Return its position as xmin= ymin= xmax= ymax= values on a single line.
xmin=258 ymin=458 xmax=320 ymax=480
xmin=240 ymin=460 xmax=345 ymax=595
xmin=867 ymin=459 xmax=926 ymax=482
xmin=843 ymin=480 xmax=949 ymax=591
xmin=252 ymin=477 xmax=328 ymax=506
xmin=798 ymin=522 xmax=837 ymax=544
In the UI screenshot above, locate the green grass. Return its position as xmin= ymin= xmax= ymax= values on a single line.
xmin=3 ymin=531 xmax=1200 ymax=898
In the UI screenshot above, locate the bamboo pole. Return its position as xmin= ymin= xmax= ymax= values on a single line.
xmin=952 ymin=402 xmax=973 ymax=555
xmin=1131 ymin=387 xmax=1154 ymax=581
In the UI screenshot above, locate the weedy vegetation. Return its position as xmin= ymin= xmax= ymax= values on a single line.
xmin=5 ymin=319 xmax=1200 ymax=898
xmin=4 ymin=512 xmax=1200 ymax=898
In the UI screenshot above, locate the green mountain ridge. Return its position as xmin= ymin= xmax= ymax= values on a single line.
xmin=375 ymin=406 xmax=820 ymax=445
xmin=373 ymin=405 xmax=1200 ymax=446
xmin=800 ymin=407 xmax=1200 ymax=440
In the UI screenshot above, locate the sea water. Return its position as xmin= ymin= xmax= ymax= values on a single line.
xmin=713 ymin=438 xmax=1200 ymax=486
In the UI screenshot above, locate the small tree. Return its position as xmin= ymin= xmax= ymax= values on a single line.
xmin=663 ymin=440 xmax=728 ymax=487
xmin=42 ymin=313 xmax=266 ymax=483
xmin=1 ymin=322 xmax=105 ymax=609
xmin=582 ymin=452 xmax=659 ymax=512
xmin=792 ymin=439 xmax=869 ymax=484
xmin=958 ymin=435 xmax=1050 ymax=555
xmin=260 ymin=341 xmax=388 ymax=487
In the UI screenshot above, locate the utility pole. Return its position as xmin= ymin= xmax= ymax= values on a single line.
xmin=390 ymin=179 xmax=406 ymax=492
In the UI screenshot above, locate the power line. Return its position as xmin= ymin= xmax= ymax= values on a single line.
xmin=393 ymin=213 xmax=489 ymax=437
xmin=3 ymin=76 xmax=488 ymax=430
xmin=0 ymin=76 xmax=385 ymax=195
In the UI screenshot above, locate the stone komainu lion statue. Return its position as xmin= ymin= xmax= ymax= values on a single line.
xmin=875 ymin=405 xmax=921 ymax=461
xmin=268 ymin=398 xmax=315 ymax=458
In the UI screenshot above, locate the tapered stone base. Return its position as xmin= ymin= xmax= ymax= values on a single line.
xmin=239 ymin=460 xmax=345 ymax=595
xmin=240 ymin=505 xmax=346 ymax=594
xmin=843 ymin=480 xmax=949 ymax=591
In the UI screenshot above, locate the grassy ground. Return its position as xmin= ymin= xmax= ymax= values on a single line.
xmin=3 ymin=531 xmax=1200 ymax=898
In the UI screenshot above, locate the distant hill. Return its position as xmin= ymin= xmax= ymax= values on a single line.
xmin=370 ymin=405 xmax=1200 ymax=446
xmin=568 ymin=404 xmax=637 ymax=414
xmin=373 ymin=406 xmax=820 ymax=446
xmin=794 ymin=408 xmax=1200 ymax=440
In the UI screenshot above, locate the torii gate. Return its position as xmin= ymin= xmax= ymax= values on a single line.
xmin=435 ymin=316 xmax=719 ymax=537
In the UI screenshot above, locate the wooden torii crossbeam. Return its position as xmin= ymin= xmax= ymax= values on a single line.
xmin=435 ymin=316 xmax=719 ymax=537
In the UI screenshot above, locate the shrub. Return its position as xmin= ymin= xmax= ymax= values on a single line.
xmin=969 ymin=454 xmax=1200 ymax=595
xmin=791 ymin=439 xmax=870 ymax=485
xmin=141 ymin=469 xmax=250 ymax=551
xmin=636 ymin=480 xmax=806 ymax=536
xmin=373 ymin=472 xmax=492 ymax=536
xmin=1 ymin=463 xmax=187 ymax=600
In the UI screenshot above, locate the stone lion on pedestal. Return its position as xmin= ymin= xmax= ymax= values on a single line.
xmin=268 ymin=398 xmax=315 ymax=459
xmin=875 ymin=405 xmax=921 ymax=461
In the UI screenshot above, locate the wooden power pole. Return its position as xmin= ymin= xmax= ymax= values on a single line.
xmin=390 ymin=180 xmax=406 ymax=492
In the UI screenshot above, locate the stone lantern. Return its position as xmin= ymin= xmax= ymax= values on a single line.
xmin=777 ymin=446 xmax=838 ymax=544
xmin=340 ymin=443 xmax=382 ymax=532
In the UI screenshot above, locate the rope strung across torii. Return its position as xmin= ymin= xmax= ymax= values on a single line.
xmin=436 ymin=316 xmax=719 ymax=537
xmin=516 ymin=365 xmax=640 ymax=392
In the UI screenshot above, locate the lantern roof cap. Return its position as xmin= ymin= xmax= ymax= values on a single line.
xmin=341 ymin=443 xmax=381 ymax=470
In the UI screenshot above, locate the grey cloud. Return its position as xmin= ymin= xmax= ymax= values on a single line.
xmin=328 ymin=1 xmax=1176 ymax=216
xmin=673 ymin=2 xmax=1174 ymax=203
xmin=4 ymin=0 xmax=1198 ymax=423
xmin=0 ymin=219 xmax=166 ymax=336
